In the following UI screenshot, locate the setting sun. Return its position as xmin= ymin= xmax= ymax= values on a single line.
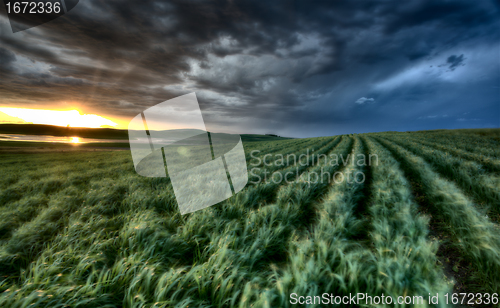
xmin=71 ymin=137 xmax=81 ymax=144
xmin=0 ymin=107 xmax=118 ymax=128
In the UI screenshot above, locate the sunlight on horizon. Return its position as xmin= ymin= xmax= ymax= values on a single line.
xmin=0 ymin=107 xmax=118 ymax=128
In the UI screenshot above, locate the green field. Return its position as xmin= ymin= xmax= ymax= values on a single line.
xmin=0 ymin=129 xmax=499 ymax=307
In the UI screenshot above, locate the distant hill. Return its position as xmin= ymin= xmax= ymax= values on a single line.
xmin=240 ymin=134 xmax=292 ymax=142
xmin=0 ymin=124 xmax=129 ymax=139
xmin=0 ymin=124 xmax=293 ymax=142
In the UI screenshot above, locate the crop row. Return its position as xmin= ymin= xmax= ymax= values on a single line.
xmin=375 ymin=136 xmax=500 ymax=294
xmin=404 ymin=135 xmax=500 ymax=174
xmin=407 ymin=132 xmax=500 ymax=159
xmin=379 ymin=134 xmax=500 ymax=220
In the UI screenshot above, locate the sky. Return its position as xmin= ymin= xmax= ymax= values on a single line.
xmin=0 ymin=0 xmax=499 ymax=137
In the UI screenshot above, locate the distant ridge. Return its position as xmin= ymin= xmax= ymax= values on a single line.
xmin=0 ymin=124 xmax=293 ymax=142
xmin=0 ymin=124 xmax=129 ymax=139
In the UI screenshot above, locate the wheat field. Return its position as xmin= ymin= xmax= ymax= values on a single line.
xmin=0 ymin=129 xmax=499 ymax=307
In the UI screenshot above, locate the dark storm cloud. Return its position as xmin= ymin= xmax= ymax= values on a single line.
xmin=0 ymin=46 xmax=16 ymax=71
xmin=382 ymin=0 xmax=496 ymax=34
xmin=447 ymin=54 xmax=465 ymax=71
xmin=0 ymin=0 xmax=498 ymax=135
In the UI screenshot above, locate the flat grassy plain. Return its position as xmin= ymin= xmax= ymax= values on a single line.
xmin=0 ymin=129 xmax=499 ymax=307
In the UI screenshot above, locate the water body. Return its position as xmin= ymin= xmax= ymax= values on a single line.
xmin=0 ymin=134 xmax=182 ymax=146
xmin=0 ymin=134 xmax=128 ymax=144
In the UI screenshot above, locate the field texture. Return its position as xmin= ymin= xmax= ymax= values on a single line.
xmin=0 ymin=129 xmax=499 ymax=307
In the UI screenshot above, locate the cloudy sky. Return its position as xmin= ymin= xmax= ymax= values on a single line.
xmin=0 ymin=0 xmax=499 ymax=137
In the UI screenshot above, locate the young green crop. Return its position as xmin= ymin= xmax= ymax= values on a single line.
xmin=380 ymin=135 xmax=500 ymax=219
xmin=375 ymin=136 xmax=500 ymax=294
xmin=0 ymin=129 xmax=498 ymax=307
xmin=406 ymin=136 xmax=500 ymax=174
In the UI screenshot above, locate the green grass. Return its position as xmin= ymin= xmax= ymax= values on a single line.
xmin=0 ymin=129 xmax=499 ymax=307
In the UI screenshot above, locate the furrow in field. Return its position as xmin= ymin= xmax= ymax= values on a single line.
xmin=351 ymin=136 xmax=375 ymax=239
xmin=207 ymin=136 xmax=352 ymax=245
xmin=230 ymin=137 xmax=343 ymax=210
xmin=361 ymin=136 xmax=450 ymax=303
xmin=252 ymin=136 xmax=448 ymax=307
xmin=374 ymin=136 xmax=500 ymax=294
xmin=270 ymin=136 xmax=354 ymax=233
xmin=379 ymin=135 xmax=500 ymax=221
xmin=242 ymin=136 xmax=370 ymax=307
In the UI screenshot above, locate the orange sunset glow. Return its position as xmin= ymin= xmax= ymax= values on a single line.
xmin=0 ymin=107 xmax=119 ymax=128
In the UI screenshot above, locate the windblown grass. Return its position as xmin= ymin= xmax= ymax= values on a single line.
xmin=0 ymin=130 xmax=498 ymax=307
